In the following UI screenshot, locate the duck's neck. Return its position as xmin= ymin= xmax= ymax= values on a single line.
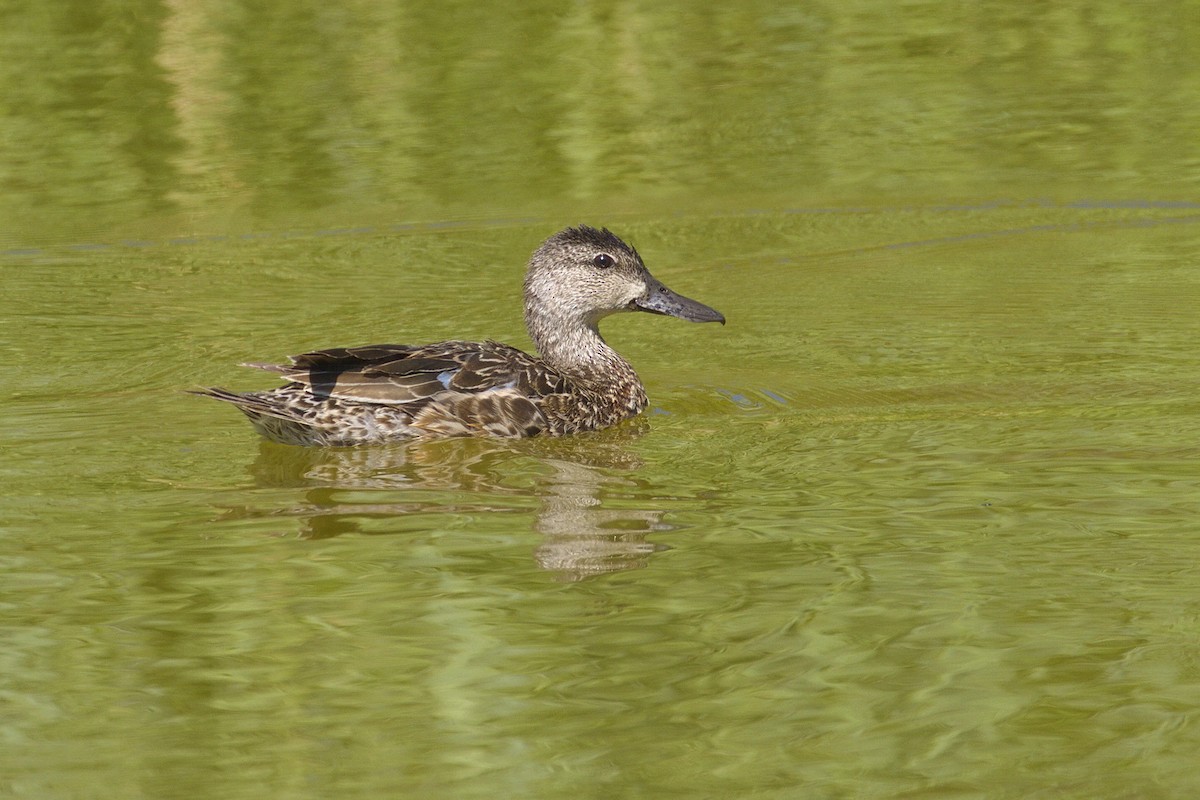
xmin=526 ymin=306 xmax=639 ymax=387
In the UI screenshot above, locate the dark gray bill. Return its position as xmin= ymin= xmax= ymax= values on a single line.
xmin=632 ymin=277 xmax=725 ymax=324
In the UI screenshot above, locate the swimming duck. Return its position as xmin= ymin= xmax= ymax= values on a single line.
xmin=195 ymin=225 xmax=725 ymax=446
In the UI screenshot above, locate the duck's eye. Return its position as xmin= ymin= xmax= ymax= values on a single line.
xmin=593 ymin=253 xmax=615 ymax=269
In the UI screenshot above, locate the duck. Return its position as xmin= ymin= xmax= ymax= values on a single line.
xmin=194 ymin=225 xmax=725 ymax=446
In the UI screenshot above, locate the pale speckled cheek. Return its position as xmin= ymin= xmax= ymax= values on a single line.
xmin=618 ymin=281 xmax=646 ymax=307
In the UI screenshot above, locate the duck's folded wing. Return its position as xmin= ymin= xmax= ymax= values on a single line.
xmin=245 ymin=341 xmax=558 ymax=406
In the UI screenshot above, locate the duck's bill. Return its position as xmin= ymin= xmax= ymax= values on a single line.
xmin=633 ymin=279 xmax=726 ymax=324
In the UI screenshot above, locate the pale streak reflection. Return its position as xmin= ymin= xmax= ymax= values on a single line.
xmin=229 ymin=421 xmax=672 ymax=580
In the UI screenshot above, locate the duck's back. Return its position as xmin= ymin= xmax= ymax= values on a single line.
xmin=193 ymin=340 xmax=624 ymax=445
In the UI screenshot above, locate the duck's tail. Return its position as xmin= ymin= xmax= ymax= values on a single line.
xmin=189 ymin=387 xmax=307 ymax=423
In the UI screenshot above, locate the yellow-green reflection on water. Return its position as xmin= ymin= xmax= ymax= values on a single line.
xmin=3 ymin=2 xmax=1200 ymax=798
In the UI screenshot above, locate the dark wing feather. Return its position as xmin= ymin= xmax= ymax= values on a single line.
xmin=289 ymin=343 xmax=424 ymax=369
xmin=247 ymin=341 xmax=558 ymax=408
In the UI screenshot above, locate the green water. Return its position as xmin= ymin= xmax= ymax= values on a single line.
xmin=4 ymin=2 xmax=1200 ymax=798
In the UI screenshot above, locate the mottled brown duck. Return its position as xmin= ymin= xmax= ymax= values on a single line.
xmin=194 ymin=225 xmax=725 ymax=446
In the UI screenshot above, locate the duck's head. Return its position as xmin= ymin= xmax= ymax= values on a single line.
xmin=523 ymin=226 xmax=725 ymax=337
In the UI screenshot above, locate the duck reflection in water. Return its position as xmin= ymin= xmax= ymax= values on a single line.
xmin=221 ymin=420 xmax=675 ymax=581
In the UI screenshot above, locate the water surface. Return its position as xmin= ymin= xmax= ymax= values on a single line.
xmin=4 ymin=3 xmax=1200 ymax=798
